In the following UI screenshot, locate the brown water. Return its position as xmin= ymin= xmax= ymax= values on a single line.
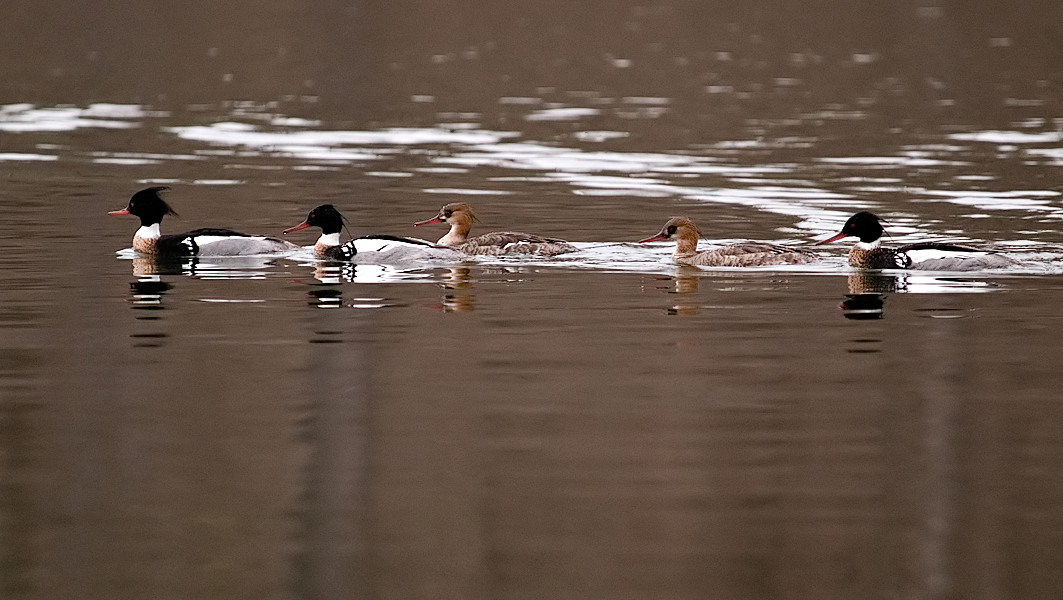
xmin=2 ymin=2 xmax=1063 ymax=599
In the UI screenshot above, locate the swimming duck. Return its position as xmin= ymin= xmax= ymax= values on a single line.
xmin=285 ymin=204 xmax=462 ymax=263
xmin=414 ymin=202 xmax=578 ymax=256
xmin=817 ymin=211 xmax=1018 ymax=271
xmin=108 ymin=187 xmax=298 ymax=256
xmin=640 ymin=217 xmax=817 ymax=266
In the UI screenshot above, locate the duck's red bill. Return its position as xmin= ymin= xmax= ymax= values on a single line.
xmin=816 ymin=232 xmax=849 ymax=245
xmin=108 ymin=208 xmax=131 ymax=216
xmin=414 ymin=216 xmax=443 ymax=226
xmin=283 ymin=222 xmax=311 ymax=234
xmin=639 ymin=233 xmax=667 ymax=243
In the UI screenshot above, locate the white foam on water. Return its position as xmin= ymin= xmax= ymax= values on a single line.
xmin=0 ymin=103 xmax=165 ymax=133
xmin=423 ymin=188 xmax=513 ymax=195
xmin=524 ymin=107 xmax=601 ymax=121
xmin=167 ymin=124 xmax=519 ymax=147
xmin=949 ymin=130 xmax=1063 ymax=144
xmin=0 ymin=153 xmax=57 ymax=161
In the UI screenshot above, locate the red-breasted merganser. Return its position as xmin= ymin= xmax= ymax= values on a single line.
xmin=414 ymin=202 xmax=578 ymax=256
xmin=284 ymin=204 xmax=462 ymax=262
xmin=108 ymin=187 xmax=298 ymax=256
xmin=817 ymin=211 xmax=1018 ymax=271
xmin=639 ymin=217 xmax=817 ymax=266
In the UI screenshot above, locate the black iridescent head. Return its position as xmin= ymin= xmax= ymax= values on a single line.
xmin=289 ymin=204 xmax=345 ymax=235
xmin=842 ymin=211 xmax=885 ymax=243
xmin=818 ymin=211 xmax=885 ymax=245
xmin=112 ymin=187 xmax=179 ymax=227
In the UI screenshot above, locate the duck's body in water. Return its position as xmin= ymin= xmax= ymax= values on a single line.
xmin=640 ymin=217 xmax=817 ymax=267
xmin=415 ymin=202 xmax=578 ymax=257
xmin=284 ymin=204 xmax=462 ymax=263
xmin=109 ymin=187 xmax=298 ymax=256
xmin=818 ymin=211 xmax=1018 ymax=271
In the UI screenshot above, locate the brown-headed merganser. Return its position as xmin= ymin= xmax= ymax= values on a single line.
xmin=108 ymin=187 xmax=298 ymax=256
xmin=817 ymin=211 xmax=1018 ymax=271
xmin=284 ymin=204 xmax=462 ymax=262
xmin=414 ymin=202 xmax=578 ymax=256
xmin=639 ymin=217 xmax=817 ymax=266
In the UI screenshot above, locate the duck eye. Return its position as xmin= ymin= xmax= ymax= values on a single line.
xmin=443 ymin=210 xmax=452 ymax=217
xmin=667 ymin=226 xmax=677 ymax=235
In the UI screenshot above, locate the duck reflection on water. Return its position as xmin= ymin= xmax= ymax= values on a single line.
xmin=847 ymin=271 xmax=909 ymax=295
xmin=440 ymin=267 xmax=475 ymax=313
xmin=307 ymin=285 xmax=344 ymax=309
xmin=128 ymin=255 xmax=185 ymax=308
xmin=131 ymin=254 xmax=191 ymax=278
xmin=305 ymin=262 xmax=446 ymax=309
xmin=129 ymin=274 xmax=174 ymax=309
xmin=839 ymin=269 xmax=918 ymax=319
xmin=308 ymin=262 xmax=435 ymax=285
xmin=639 ymin=266 xmax=702 ymax=315
xmin=311 ymin=262 xmax=351 ymax=285
xmin=129 ymin=253 xmax=286 ymax=279
xmin=841 ymin=293 xmax=886 ymax=320
xmin=837 ymin=270 xmax=1001 ymax=320
xmin=667 ymin=265 xmax=701 ymax=315
xmin=306 ymin=263 xmax=393 ymax=309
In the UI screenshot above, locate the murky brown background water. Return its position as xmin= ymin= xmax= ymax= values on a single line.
xmin=2 ymin=2 xmax=1063 ymax=599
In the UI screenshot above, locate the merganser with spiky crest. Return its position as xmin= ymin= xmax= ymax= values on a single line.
xmin=639 ymin=217 xmax=817 ymax=266
xmin=284 ymin=204 xmax=462 ymax=263
xmin=108 ymin=187 xmax=298 ymax=256
xmin=414 ymin=202 xmax=578 ymax=256
xmin=817 ymin=211 xmax=1018 ymax=271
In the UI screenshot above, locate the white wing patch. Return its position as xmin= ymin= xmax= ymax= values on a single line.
xmin=906 ymin=248 xmax=986 ymax=264
xmin=350 ymin=238 xmax=403 ymax=254
xmin=195 ymin=235 xmax=289 ymax=256
xmin=194 ymin=235 xmax=246 ymax=247
xmin=341 ymin=237 xmax=462 ymax=263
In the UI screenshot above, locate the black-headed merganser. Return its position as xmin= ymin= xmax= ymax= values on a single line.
xmin=108 ymin=187 xmax=298 ymax=256
xmin=284 ymin=204 xmax=462 ymax=262
xmin=639 ymin=217 xmax=817 ymax=266
xmin=414 ymin=202 xmax=578 ymax=256
xmin=817 ymin=211 xmax=1018 ymax=271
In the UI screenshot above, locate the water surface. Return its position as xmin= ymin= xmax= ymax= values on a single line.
xmin=2 ymin=2 xmax=1063 ymax=599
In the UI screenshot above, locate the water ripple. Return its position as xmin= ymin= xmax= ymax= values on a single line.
xmin=0 ymin=103 xmax=158 ymax=132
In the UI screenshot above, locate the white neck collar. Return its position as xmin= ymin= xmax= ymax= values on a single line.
xmin=317 ymin=232 xmax=340 ymax=248
xmin=135 ymin=223 xmax=161 ymax=240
